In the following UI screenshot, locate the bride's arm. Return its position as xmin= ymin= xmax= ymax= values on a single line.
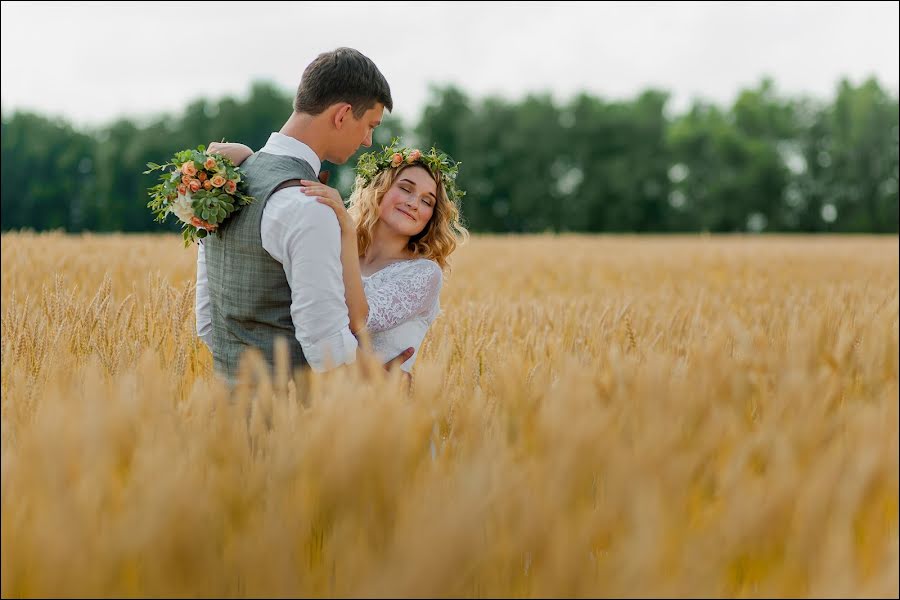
xmin=207 ymin=142 xmax=254 ymax=166
xmin=300 ymin=180 xmax=369 ymax=334
xmin=335 ymin=230 xmax=368 ymax=335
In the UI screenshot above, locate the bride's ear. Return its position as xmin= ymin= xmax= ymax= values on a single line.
xmin=332 ymin=103 xmax=353 ymax=129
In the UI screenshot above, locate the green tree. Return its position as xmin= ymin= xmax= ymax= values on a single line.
xmin=2 ymin=77 xmax=897 ymax=234
xmin=1 ymin=112 xmax=96 ymax=231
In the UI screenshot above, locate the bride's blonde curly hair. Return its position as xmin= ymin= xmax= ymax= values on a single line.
xmin=347 ymin=161 xmax=469 ymax=271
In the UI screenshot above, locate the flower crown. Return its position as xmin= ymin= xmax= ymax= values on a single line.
xmin=354 ymin=137 xmax=465 ymax=204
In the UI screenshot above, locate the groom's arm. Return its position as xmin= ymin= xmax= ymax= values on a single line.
xmin=195 ymin=241 xmax=213 ymax=349
xmin=262 ymin=188 xmax=358 ymax=372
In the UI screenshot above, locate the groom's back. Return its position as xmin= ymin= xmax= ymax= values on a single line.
xmin=203 ymin=152 xmax=317 ymax=381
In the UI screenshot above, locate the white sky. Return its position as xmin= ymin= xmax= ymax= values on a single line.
xmin=2 ymin=0 xmax=898 ymax=128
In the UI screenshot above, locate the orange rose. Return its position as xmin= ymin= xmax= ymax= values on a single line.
xmin=210 ymin=175 xmax=227 ymax=188
xmin=189 ymin=179 xmax=202 ymax=193
xmin=181 ymin=174 xmax=192 ymax=185
xmin=203 ymin=180 xmax=213 ymax=191
xmin=190 ymin=216 xmax=217 ymax=231
xmin=177 ymin=184 xmax=188 ymax=195
xmin=197 ymin=171 xmax=207 ymax=182
xmin=224 ymin=180 xmax=237 ymax=194
xmin=181 ymin=161 xmax=198 ymax=177
xmin=204 ymin=157 xmax=218 ymax=170
xmin=407 ymin=149 xmax=422 ymax=163
xmin=390 ymin=153 xmax=403 ymax=167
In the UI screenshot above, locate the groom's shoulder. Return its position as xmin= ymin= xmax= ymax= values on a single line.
xmin=265 ymin=185 xmax=338 ymax=227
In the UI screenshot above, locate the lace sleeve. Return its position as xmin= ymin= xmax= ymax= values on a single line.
xmin=366 ymin=261 xmax=443 ymax=333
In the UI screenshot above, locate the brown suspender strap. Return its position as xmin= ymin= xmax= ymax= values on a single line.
xmin=272 ymin=179 xmax=304 ymax=195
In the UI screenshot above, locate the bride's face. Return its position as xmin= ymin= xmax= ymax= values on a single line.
xmin=378 ymin=166 xmax=437 ymax=237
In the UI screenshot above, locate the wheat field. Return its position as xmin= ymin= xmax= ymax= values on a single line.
xmin=1 ymin=232 xmax=897 ymax=598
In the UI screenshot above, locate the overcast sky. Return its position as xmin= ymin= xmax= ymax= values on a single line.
xmin=2 ymin=0 xmax=897 ymax=128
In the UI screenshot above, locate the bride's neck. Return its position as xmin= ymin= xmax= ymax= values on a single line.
xmin=364 ymin=223 xmax=411 ymax=265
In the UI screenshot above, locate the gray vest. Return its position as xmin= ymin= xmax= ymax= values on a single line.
xmin=203 ymin=151 xmax=317 ymax=381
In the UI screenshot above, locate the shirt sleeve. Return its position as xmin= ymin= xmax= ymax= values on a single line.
xmin=366 ymin=261 xmax=443 ymax=333
xmin=262 ymin=188 xmax=358 ymax=372
xmin=195 ymin=240 xmax=213 ymax=349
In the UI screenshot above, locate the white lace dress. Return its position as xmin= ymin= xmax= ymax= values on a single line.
xmin=362 ymin=258 xmax=443 ymax=373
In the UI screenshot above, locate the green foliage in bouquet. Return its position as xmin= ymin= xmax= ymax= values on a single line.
xmin=145 ymin=145 xmax=254 ymax=246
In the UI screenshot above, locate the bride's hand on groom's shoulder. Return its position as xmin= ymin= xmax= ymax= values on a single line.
xmin=206 ymin=142 xmax=253 ymax=166
xmin=301 ymin=180 xmax=353 ymax=235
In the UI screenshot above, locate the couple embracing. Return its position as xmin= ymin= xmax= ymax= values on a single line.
xmin=197 ymin=47 xmax=468 ymax=384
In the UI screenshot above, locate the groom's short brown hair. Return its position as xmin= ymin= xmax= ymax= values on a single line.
xmin=294 ymin=47 xmax=393 ymax=118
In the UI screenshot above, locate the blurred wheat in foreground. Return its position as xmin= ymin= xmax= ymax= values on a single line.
xmin=1 ymin=232 xmax=898 ymax=598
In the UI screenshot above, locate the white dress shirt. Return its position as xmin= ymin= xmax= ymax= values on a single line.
xmin=195 ymin=133 xmax=357 ymax=372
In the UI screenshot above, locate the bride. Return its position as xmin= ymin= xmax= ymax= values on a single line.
xmin=211 ymin=140 xmax=468 ymax=373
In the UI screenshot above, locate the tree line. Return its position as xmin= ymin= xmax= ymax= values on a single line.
xmin=2 ymin=77 xmax=897 ymax=234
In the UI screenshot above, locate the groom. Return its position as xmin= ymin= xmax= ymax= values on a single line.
xmin=196 ymin=47 xmax=412 ymax=382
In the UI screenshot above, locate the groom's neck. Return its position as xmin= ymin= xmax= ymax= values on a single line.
xmin=279 ymin=112 xmax=328 ymax=161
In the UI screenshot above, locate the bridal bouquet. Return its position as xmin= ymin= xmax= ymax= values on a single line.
xmin=145 ymin=145 xmax=254 ymax=245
